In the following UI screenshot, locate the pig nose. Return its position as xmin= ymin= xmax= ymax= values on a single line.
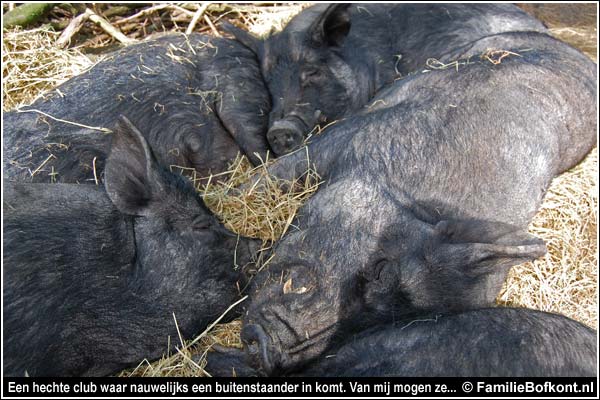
xmin=241 ymin=324 xmax=274 ymax=373
xmin=267 ymin=119 xmax=305 ymax=156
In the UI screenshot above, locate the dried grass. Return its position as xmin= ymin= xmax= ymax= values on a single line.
xmin=519 ymin=3 xmax=597 ymax=62
xmin=2 ymin=27 xmax=97 ymax=111
xmin=498 ymin=148 xmax=598 ymax=329
xmin=549 ymin=26 xmax=597 ymax=62
xmin=118 ymin=299 xmax=246 ymax=377
xmin=201 ymin=154 xmax=321 ymax=244
xmin=497 ymin=3 xmax=598 ymax=330
xmin=241 ymin=3 xmax=311 ymax=37
xmin=480 ymin=48 xmax=522 ymax=65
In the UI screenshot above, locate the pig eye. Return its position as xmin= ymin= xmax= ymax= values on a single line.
xmin=191 ymin=215 xmax=211 ymax=231
xmin=360 ymin=259 xmax=388 ymax=282
xmin=301 ymin=68 xmax=322 ymax=83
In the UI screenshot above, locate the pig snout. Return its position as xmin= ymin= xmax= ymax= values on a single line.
xmin=241 ymin=323 xmax=276 ymax=374
xmin=267 ymin=119 xmax=306 ymax=156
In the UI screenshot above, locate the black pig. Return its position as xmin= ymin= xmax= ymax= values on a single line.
xmin=301 ymin=308 xmax=597 ymax=377
xmin=207 ymin=308 xmax=597 ymax=377
xmin=218 ymin=32 xmax=597 ymax=375
xmin=224 ymin=3 xmax=547 ymax=155
xmin=3 ymin=117 xmax=259 ymax=377
xmin=4 ymin=33 xmax=270 ymax=184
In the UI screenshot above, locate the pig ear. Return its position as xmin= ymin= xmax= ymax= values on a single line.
xmin=221 ymin=21 xmax=261 ymax=55
xmin=309 ymin=4 xmax=352 ymax=47
xmin=427 ymin=220 xmax=547 ymax=268
xmin=104 ymin=116 xmax=164 ymax=216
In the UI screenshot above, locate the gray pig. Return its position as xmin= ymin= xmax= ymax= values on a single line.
xmin=301 ymin=308 xmax=597 ymax=377
xmin=3 ymin=117 xmax=259 ymax=376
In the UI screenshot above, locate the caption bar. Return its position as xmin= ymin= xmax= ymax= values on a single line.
xmin=3 ymin=377 xmax=597 ymax=398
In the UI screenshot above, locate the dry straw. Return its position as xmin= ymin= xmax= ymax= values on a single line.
xmin=201 ymin=153 xmax=322 ymax=244
xmin=2 ymin=27 xmax=97 ymax=111
xmin=518 ymin=3 xmax=597 ymax=62
xmin=499 ymin=148 xmax=598 ymax=329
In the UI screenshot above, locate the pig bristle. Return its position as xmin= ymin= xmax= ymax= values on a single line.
xmin=3 ymin=3 xmax=596 ymax=378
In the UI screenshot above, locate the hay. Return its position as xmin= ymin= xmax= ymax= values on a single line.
xmin=480 ymin=48 xmax=522 ymax=65
xmin=498 ymin=148 xmax=598 ymax=329
xmin=2 ymin=27 xmax=97 ymax=111
xmin=499 ymin=3 xmax=598 ymax=330
xmin=519 ymin=3 xmax=597 ymax=62
xmin=549 ymin=26 xmax=597 ymax=62
xmin=424 ymin=48 xmax=522 ymax=72
xmin=201 ymin=154 xmax=321 ymax=244
xmin=241 ymin=3 xmax=310 ymax=37
xmin=118 ymin=320 xmax=244 ymax=378
xmin=118 ymin=319 xmax=243 ymax=378
xmin=119 ymin=298 xmax=246 ymax=378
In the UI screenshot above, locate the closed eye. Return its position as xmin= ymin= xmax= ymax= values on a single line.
xmin=301 ymin=68 xmax=322 ymax=83
xmin=191 ymin=215 xmax=212 ymax=231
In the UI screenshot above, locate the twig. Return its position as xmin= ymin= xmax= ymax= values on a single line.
xmin=204 ymin=14 xmax=221 ymax=37
xmin=101 ymin=4 xmax=142 ymax=19
xmin=113 ymin=4 xmax=194 ymax=25
xmin=85 ymin=8 xmax=136 ymax=45
xmin=56 ymin=10 xmax=89 ymax=48
xmin=16 ymin=108 xmax=112 ymax=133
xmin=119 ymin=22 xmax=144 ymax=33
xmin=186 ymin=3 xmax=211 ymax=35
xmin=30 ymin=154 xmax=55 ymax=177
xmin=112 ymin=4 xmax=169 ymax=25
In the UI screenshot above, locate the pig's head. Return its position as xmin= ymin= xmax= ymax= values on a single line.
xmin=104 ymin=116 xmax=259 ymax=299
xmin=223 ymin=4 xmax=363 ymax=156
xmin=359 ymin=218 xmax=547 ymax=319
xmin=236 ymin=178 xmax=546 ymax=375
